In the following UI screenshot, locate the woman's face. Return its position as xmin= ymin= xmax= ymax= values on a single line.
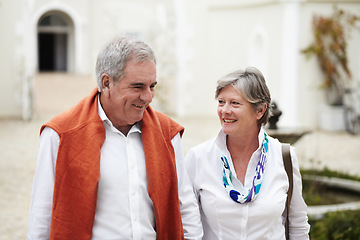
xmin=217 ymin=85 xmax=262 ymax=137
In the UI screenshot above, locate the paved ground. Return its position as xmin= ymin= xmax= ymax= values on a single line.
xmin=0 ymin=73 xmax=359 ymax=239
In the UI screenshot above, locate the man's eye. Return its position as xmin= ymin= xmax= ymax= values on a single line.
xmin=150 ymin=82 xmax=158 ymax=89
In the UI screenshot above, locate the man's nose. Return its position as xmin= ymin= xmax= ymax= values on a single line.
xmin=140 ymin=88 xmax=154 ymax=103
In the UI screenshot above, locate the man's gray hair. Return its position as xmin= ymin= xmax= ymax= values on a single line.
xmin=95 ymin=36 xmax=156 ymax=91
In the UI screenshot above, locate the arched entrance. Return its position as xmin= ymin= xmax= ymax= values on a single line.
xmin=37 ymin=11 xmax=74 ymax=72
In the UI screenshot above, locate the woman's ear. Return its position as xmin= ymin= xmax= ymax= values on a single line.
xmin=256 ymin=103 xmax=267 ymax=120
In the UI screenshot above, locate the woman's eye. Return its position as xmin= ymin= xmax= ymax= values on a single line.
xmin=232 ymin=101 xmax=240 ymax=105
xmin=218 ymin=100 xmax=225 ymax=105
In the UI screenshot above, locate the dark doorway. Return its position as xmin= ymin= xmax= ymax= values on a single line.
xmin=38 ymin=33 xmax=54 ymax=71
xmin=38 ymin=13 xmax=71 ymax=72
xmin=38 ymin=33 xmax=67 ymax=72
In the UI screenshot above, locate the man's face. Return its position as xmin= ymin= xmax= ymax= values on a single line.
xmin=100 ymin=60 xmax=157 ymax=134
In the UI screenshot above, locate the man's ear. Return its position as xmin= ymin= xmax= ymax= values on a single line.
xmin=101 ymin=74 xmax=111 ymax=91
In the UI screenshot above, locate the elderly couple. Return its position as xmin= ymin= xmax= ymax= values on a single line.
xmin=27 ymin=36 xmax=310 ymax=240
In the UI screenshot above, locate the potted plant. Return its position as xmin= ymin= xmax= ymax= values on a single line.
xmin=301 ymin=7 xmax=359 ymax=131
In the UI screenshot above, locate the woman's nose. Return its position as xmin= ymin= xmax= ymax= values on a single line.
xmin=221 ymin=104 xmax=232 ymax=114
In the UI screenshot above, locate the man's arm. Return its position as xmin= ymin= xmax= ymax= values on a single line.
xmin=27 ymin=127 xmax=58 ymax=240
xmin=171 ymin=133 xmax=203 ymax=240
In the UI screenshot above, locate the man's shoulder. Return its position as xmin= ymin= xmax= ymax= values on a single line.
xmin=41 ymin=89 xmax=101 ymax=134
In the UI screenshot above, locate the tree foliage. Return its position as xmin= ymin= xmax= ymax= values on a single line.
xmin=302 ymin=7 xmax=360 ymax=105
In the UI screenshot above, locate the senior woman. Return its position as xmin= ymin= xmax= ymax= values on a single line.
xmin=185 ymin=67 xmax=310 ymax=239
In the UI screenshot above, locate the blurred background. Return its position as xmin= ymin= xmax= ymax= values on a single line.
xmin=0 ymin=0 xmax=360 ymax=239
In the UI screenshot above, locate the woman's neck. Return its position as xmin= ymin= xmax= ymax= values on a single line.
xmin=226 ymin=128 xmax=260 ymax=184
xmin=226 ymin=128 xmax=260 ymax=153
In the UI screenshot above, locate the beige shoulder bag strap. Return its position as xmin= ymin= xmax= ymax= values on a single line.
xmin=282 ymin=143 xmax=293 ymax=240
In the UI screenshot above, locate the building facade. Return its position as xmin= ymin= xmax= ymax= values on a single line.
xmin=1 ymin=0 xmax=359 ymax=130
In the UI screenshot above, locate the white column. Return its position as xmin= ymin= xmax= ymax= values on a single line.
xmin=173 ymin=0 xmax=191 ymax=117
xmin=280 ymin=1 xmax=302 ymax=128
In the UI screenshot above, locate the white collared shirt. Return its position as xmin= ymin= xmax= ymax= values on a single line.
xmin=27 ymin=100 xmax=203 ymax=240
xmin=185 ymin=127 xmax=310 ymax=240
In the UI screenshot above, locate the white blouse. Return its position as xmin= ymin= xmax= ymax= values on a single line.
xmin=185 ymin=127 xmax=310 ymax=240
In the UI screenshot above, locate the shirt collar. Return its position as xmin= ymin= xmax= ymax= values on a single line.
xmin=258 ymin=126 xmax=266 ymax=148
xmin=214 ymin=129 xmax=228 ymax=152
xmin=97 ymin=95 xmax=141 ymax=134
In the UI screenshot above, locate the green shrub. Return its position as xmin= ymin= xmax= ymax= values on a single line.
xmin=309 ymin=210 xmax=360 ymax=240
xmin=301 ymin=167 xmax=360 ymax=238
xmin=301 ymin=167 xmax=360 ymax=205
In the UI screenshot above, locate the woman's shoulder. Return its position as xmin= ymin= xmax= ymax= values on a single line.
xmin=266 ymin=133 xmax=299 ymax=167
xmin=267 ymin=133 xmax=296 ymax=153
xmin=266 ymin=133 xmax=285 ymax=160
xmin=267 ymin=134 xmax=282 ymax=147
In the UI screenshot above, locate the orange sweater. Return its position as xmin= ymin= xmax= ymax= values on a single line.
xmin=41 ymin=88 xmax=185 ymax=240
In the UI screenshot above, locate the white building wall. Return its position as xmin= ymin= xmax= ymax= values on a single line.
xmin=0 ymin=0 xmax=177 ymax=119
xmin=0 ymin=0 xmax=359 ymax=130
xmin=177 ymin=0 xmax=360 ymax=130
xmin=179 ymin=1 xmax=291 ymax=122
xmin=0 ymin=0 xmax=25 ymax=119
